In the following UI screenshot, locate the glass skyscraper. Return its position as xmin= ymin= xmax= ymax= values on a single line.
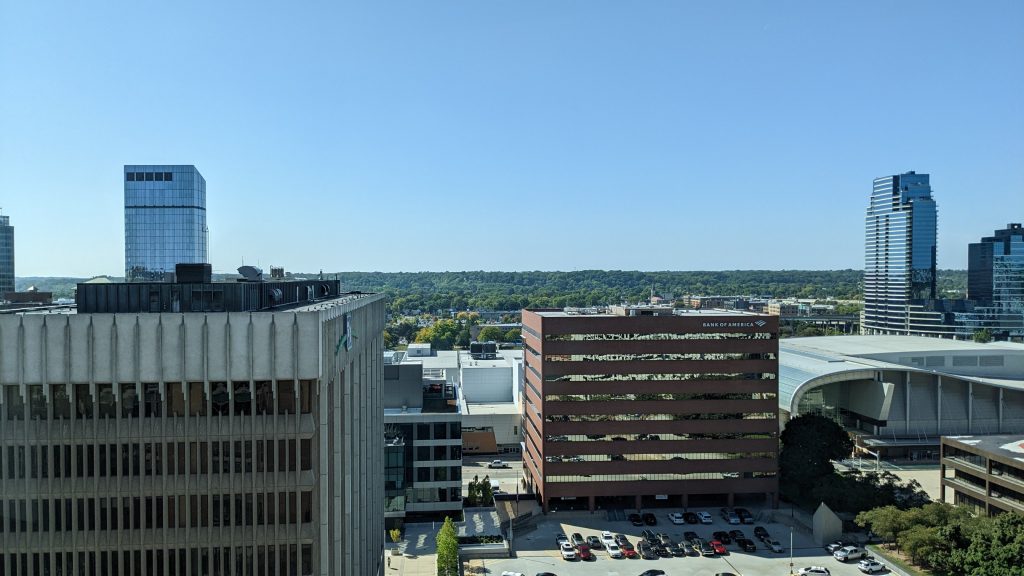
xmin=124 ymin=165 xmax=208 ymax=282
xmin=0 ymin=214 xmax=13 ymax=295
xmin=957 ymin=223 xmax=1024 ymax=339
xmin=862 ymin=171 xmax=951 ymax=336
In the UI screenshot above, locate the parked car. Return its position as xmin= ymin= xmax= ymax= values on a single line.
xmin=615 ymin=534 xmax=630 ymax=546
xmin=719 ymin=508 xmax=741 ymax=525
xmin=559 ymin=542 xmax=576 ymax=560
xmin=601 ymin=531 xmax=616 ymax=545
xmin=713 ymin=530 xmax=732 ymax=544
xmin=576 ymin=544 xmax=593 ymax=561
xmin=753 ymin=526 xmax=770 ymax=541
xmin=697 ymin=511 xmax=713 ymax=524
xmin=857 ymin=559 xmax=885 ymax=573
xmin=728 ymin=530 xmax=746 ymax=541
xmin=766 ymin=540 xmax=784 ymax=553
xmin=638 ymin=570 xmax=666 ymax=576
xmin=700 ymin=540 xmax=716 ymax=556
xmin=736 ymin=538 xmax=757 ymax=552
xmin=825 ymin=541 xmax=845 ymax=553
xmin=641 ymin=529 xmax=658 ymax=543
xmin=500 ymin=572 xmax=524 ymax=576
xmin=834 ymin=546 xmax=866 ymax=562
xmin=689 ymin=538 xmax=704 ymax=555
xmin=710 ymin=540 xmax=728 ymax=555
xmin=571 ymin=533 xmax=586 ymax=547
xmin=487 ymin=459 xmax=509 ymax=468
xmin=587 ymin=535 xmax=604 ymax=549
xmin=642 ymin=512 xmax=658 ymax=526
xmin=797 ymin=567 xmax=831 ymax=576
xmin=628 ymin=513 xmax=644 ymax=526
xmin=619 ymin=542 xmax=637 ymax=558
xmin=668 ymin=512 xmax=685 ymax=524
xmin=683 ymin=531 xmax=699 ymax=542
xmin=683 ymin=512 xmax=699 ymax=524
xmin=555 ymin=533 xmax=569 ymax=546
xmin=605 ymin=542 xmax=623 ymax=558
xmin=638 ymin=541 xmax=659 ymax=560
xmin=734 ymin=507 xmax=754 ymax=524
xmin=666 ymin=540 xmax=686 ymax=556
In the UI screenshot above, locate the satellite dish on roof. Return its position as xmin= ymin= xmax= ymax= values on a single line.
xmin=237 ymin=265 xmax=264 ymax=282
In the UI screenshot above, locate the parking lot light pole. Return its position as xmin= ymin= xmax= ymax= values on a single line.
xmin=789 ymin=527 xmax=795 ymax=575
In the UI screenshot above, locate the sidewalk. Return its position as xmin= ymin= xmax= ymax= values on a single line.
xmin=385 ymin=553 xmax=436 ymax=576
xmin=388 ymin=521 xmax=440 ymax=576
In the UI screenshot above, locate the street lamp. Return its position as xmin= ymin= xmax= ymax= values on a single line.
xmin=789 ymin=527 xmax=795 ymax=576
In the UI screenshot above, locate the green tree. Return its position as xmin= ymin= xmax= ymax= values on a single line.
xmin=779 ymin=414 xmax=853 ymax=505
xmin=476 ymin=326 xmax=505 ymax=342
xmin=415 ymin=319 xmax=462 ymax=350
xmin=960 ymin=512 xmax=1024 ymax=576
xmin=900 ymin=524 xmax=944 ymax=567
xmin=973 ymin=328 xmax=993 ymax=343
xmin=856 ymin=506 xmax=909 ymax=549
xmin=478 ymin=475 xmax=494 ymax=506
xmin=435 ymin=516 xmax=459 ymax=576
xmin=467 ymin=475 xmax=479 ymax=507
xmin=504 ymin=328 xmax=521 ymax=342
xmin=383 ymin=330 xmax=395 ymax=349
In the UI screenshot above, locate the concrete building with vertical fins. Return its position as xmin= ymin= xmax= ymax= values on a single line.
xmin=0 ymin=279 xmax=386 ymax=576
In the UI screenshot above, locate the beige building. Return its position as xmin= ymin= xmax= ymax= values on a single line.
xmin=0 ymin=281 xmax=386 ymax=576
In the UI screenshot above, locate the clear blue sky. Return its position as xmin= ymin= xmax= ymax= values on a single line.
xmin=2 ymin=1 xmax=1022 ymax=276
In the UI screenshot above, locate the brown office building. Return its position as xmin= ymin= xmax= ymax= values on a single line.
xmin=941 ymin=435 xmax=1024 ymax=516
xmin=521 ymin=307 xmax=779 ymax=512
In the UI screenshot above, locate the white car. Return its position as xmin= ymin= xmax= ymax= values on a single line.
xmin=601 ymin=531 xmax=616 ymax=545
xmin=834 ymin=546 xmax=866 ymax=562
xmin=605 ymin=543 xmax=623 ymax=558
xmin=767 ymin=539 xmax=784 ymax=553
xmin=668 ymin=512 xmax=685 ymax=524
xmin=697 ymin=511 xmax=713 ymax=524
xmin=488 ymin=459 xmax=509 ymax=468
xmin=501 ymin=572 xmax=525 ymax=576
xmin=559 ymin=542 xmax=576 ymax=560
xmin=798 ymin=567 xmax=831 ymax=576
xmin=857 ymin=559 xmax=885 ymax=573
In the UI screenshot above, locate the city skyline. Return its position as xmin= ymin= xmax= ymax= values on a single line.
xmin=2 ymin=2 xmax=1023 ymax=276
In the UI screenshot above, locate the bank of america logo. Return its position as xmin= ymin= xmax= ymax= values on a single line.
xmin=755 ymin=320 xmax=767 ymax=327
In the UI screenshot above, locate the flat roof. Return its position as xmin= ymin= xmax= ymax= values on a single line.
xmin=785 ymin=335 xmax=1024 ymax=356
xmin=530 ymin=308 xmax=771 ymax=318
xmin=945 ymin=435 xmax=1024 ymax=463
xmin=461 ymin=402 xmax=520 ymax=416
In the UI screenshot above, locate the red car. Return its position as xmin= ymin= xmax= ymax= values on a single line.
xmin=620 ymin=543 xmax=638 ymax=558
xmin=710 ymin=540 xmax=728 ymax=555
xmin=576 ymin=544 xmax=593 ymax=561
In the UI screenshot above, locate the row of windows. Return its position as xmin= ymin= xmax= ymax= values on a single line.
xmin=0 ymin=439 xmax=311 ymax=480
xmin=542 ymin=332 xmax=776 ymax=341
xmin=0 ymin=492 xmax=312 ymax=533
xmin=3 ymin=381 xmax=314 ymax=421
xmin=413 ymin=422 xmax=462 ymax=441
xmin=126 ymin=171 xmax=173 ymax=182
xmin=544 ymin=392 xmax=777 ymax=402
xmin=534 ymin=432 xmax=776 ymax=442
xmin=541 ymin=373 xmax=777 ymax=382
xmin=0 ymin=544 xmax=312 ymax=576
xmin=543 ymin=412 xmax=777 ymax=423
xmin=545 ymin=452 xmax=776 ymax=462
xmin=544 ymin=353 xmax=777 ymax=362
xmin=545 ymin=471 xmax=778 ymax=483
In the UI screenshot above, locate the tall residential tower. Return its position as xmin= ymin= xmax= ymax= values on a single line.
xmin=862 ymin=172 xmax=951 ymax=336
xmin=124 ymin=165 xmax=208 ymax=282
xmin=957 ymin=223 xmax=1024 ymax=339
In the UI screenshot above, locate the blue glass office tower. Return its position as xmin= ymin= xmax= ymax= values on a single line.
xmin=956 ymin=223 xmax=1024 ymax=339
xmin=124 ymin=165 xmax=208 ymax=282
xmin=0 ymin=214 xmax=13 ymax=295
xmin=862 ymin=172 xmax=951 ymax=336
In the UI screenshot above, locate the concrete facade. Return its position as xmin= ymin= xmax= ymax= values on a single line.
xmin=0 ymin=293 xmax=386 ymax=576
xmin=941 ymin=435 xmax=1024 ymax=516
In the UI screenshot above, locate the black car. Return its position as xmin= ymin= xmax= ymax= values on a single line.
xmin=642 ymin=512 xmax=657 ymax=526
xmin=586 ymin=535 xmax=604 ymax=550
xmin=654 ymin=543 xmax=672 ymax=558
xmin=615 ymin=534 xmax=631 ymax=546
xmin=629 ymin=513 xmax=644 ymax=526
xmin=736 ymin=538 xmax=757 ymax=552
xmin=683 ymin=531 xmax=699 ymax=542
xmin=638 ymin=541 xmax=659 ymax=560
xmin=641 ymin=529 xmax=658 ymax=542
xmin=683 ymin=512 xmax=699 ymax=524
xmin=713 ymin=531 xmax=732 ymax=544
xmin=729 ymin=530 xmax=746 ymax=541
xmin=699 ymin=540 xmax=716 ymax=556
xmin=639 ymin=570 xmax=666 ymax=576
xmin=753 ymin=526 xmax=770 ymax=541
xmin=734 ymin=507 xmax=754 ymax=524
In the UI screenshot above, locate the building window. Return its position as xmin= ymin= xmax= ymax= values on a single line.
xmin=144 ymin=172 xmax=154 ymax=181
xmin=416 ymin=424 xmax=430 ymax=440
xmin=417 ymin=467 xmax=430 ymax=482
xmin=126 ymin=172 xmax=135 ymax=181
xmin=164 ymin=172 xmax=172 ymax=181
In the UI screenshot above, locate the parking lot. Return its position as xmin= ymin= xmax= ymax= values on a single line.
xmin=467 ymin=507 xmax=889 ymax=576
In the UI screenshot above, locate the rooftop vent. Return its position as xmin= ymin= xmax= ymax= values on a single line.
xmin=237 ymin=265 xmax=263 ymax=282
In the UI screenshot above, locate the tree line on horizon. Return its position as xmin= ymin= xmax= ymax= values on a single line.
xmin=17 ymin=269 xmax=968 ymax=310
